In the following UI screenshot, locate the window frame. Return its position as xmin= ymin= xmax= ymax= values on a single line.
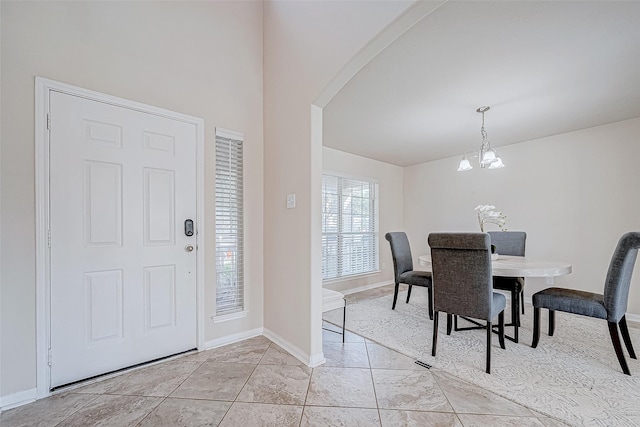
xmin=321 ymin=171 xmax=380 ymax=283
xmin=213 ymin=128 xmax=246 ymax=320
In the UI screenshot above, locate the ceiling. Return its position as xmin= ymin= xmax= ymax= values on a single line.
xmin=323 ymin=1 xmax=640 ymax=167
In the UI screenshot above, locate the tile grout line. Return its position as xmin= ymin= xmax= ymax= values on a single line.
xmin=300 ymin=356 xmax=314 ymax=426
xmin=215 ymin=345 xmax=264 ymax=425
xmin=51 ymin=392 xmax=102 ymax=427
xmin=131 ymin=355 xmax=210 ymax=426
xmin=364 ymin=340 xmax=384 ymax=427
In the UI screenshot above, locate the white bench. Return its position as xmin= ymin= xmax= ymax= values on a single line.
xmin=322 ymin=288 xmax=346 ymax=342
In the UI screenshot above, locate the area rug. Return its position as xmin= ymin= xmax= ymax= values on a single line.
xmin=323 ymin=289 xmax=640 ymax=426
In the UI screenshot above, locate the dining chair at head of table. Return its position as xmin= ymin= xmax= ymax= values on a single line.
xmin=532 ymin=231 xmax=640 ymax=375
xmin=385 ymin=232 xmax=433 ymax=319
xmin=428 ymin=232 xmax=506 ymax=374
xmin=488 ymin=231 xmax=527 ymax=343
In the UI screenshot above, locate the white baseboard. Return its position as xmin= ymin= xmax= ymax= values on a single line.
xmin=326 ymin=280 xmax=393 ymax=296
xmin=204 ymin=327 xmax=264 ymax=350
xmin=263 ymin=327 xmax=326 ymax=368
xmin=0 ymin=388 xmax=37 ymax=413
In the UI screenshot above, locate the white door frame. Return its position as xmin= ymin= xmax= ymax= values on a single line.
xmin=34 ymin=77 xmax=206 ymax=398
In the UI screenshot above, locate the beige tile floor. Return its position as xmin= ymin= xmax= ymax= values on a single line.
xmin=0 ymin=286 xmax=569 ymax=427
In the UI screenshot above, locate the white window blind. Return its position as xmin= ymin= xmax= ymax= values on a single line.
xmin=322 ymin=174 xmax=379 ymax=281
xmin=215 ymin=130 xmax=244 ymax=316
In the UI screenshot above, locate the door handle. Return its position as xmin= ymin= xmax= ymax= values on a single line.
xmin=185 ymin=245 xmax=194 ymax=252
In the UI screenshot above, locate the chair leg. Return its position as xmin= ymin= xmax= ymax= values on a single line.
xmin=486 ymin=321 xmax=492 ymax=374
xmin=548 ymin=310 xmax=555 ymax=336
xmin=498 ymin=311 xmax=506 ymax=350
xmin=521 ymin=290 xmax=525 ymax=315
xmin=532 ymin=307 xmax=541 ymax=348
xmin=427 ymin=287 xmax=434 ymax=320
xmin=511 ymin=289 xmax=519 ymax=343
xmin=406 ymin=285 xmax=413 ymax=303
xmin=510 ymin=289 xmax=518 ymax=324
xmin=432 ymin=311 xmax=439 ymax=357
xmin=342 ymin=302 xmax=346 ymax=344
xmin=392 ymin=282 xmax=400 ymax=310
xmin=619 ymin=315 xmax=637 ymax=359
xmin=446 ymin=314 xmax=453 ymax=335
xmin=608 ymin=321 xmax=631 ymax=375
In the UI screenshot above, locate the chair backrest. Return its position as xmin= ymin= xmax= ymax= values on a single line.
xmin=428 ymin=233 xmax=493 ymax=320
xmin=488 ymin=231 xmax=526 ymax=256
xmin=603 ymin=232 xmax=640 ymax=322
xmin=385 ymin=232 xmax=414 ymax=280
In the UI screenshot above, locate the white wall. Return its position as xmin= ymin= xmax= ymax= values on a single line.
xmin=0 ymin=1 xmax=264 ymax=400
xmin=263 ymin=1 xmax=411 ymax=364
xmin=404 ymin=118 xmax=640 ymax=314
xmin=322 ymin=147 xmax=403 ymax=293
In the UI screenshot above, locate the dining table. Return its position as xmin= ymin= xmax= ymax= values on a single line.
xmin=417 ymin=254 xmax=572 ymax=279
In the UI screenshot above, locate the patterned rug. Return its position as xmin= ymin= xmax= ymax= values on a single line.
xmin=323 ymin=289 xmax=640 ymax=426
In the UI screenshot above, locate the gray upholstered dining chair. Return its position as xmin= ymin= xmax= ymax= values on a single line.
xmin=488 ymin=231 xmax=526 ymax=343
xmin=428 ymin=232 xmax=506 ymax=374
xmin=532 ymin=232 xmax=640 ymax=375
xmin=385 ymin=232 xmax=433 ymax=319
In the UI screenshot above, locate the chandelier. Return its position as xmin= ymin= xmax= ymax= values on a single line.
xmin=457 ymin=106 xmax=505 ymax=171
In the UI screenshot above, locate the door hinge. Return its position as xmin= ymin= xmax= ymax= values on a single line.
xmin=46 ymin=114 xmax=51 ymax=130
xmin=48 ymin=230 xmax=52 ymax=248
xmin=48 ymin=349 xmax=53 ymax=366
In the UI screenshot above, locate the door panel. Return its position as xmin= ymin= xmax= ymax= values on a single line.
xmin=50 ymin=91 xmax=197 ymax=388
xmin=144 ymin=265 xmax=176 ymax=330
xmin=85 ymin=269 xmax=123 ymax=342
xmin=84 ymin=161 xmax=123 ymax=247
xmin=144 ymin=168 xmax=175 ymax=245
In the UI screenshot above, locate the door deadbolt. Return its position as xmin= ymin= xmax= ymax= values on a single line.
xmin=184 ymin=219 xmax=194 ymax=236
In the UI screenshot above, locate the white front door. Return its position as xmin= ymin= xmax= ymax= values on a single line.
xmin=49 ymin=91 xmax=197 ymax=388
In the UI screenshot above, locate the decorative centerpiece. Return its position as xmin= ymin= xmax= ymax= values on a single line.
xmin=475 ymin=204 xmax=507 ymax=260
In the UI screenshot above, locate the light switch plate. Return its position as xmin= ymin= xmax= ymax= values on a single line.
xmin=286 ymin=193 xmax=296 ymax=209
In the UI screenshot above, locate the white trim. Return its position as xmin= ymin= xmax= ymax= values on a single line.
xmin=204 ymin=328 xmax=264 ymax=350
xmin=212 ymin=310 xmax=249 ymax=324
xmin=263 ymin=327 xmax=326 ymax=368
xmin=215 ymin=127 xmax=244 ymax=141
xmin=322 ymin=169 xmax=380 ymax=185
xmin=35 ymin=77 xmax=51 ymax=400
xmin=325 ymin=280 xmax=393 ymax=296
xmin=310 ymin=105 xmax=325 ymax=366
xmin=0 ymin=388 xmax=37 ymax=412
xmin=313 ymin=0 xmax=447 ymax=108
xmin=626 ymin=312 xmax=640 ymax=324
xmin=196 ymin=109 xmax=206 ymax=352
xmin=322 ymin=271 xmax=382 ymax=286
xmin=35 ymin=77 xmax=206 ymax=399
xmin=308 ymin=351 xmax=326 ymax=368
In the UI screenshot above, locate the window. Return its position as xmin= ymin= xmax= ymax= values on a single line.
xmin=322 ymin=173 xmax=379 ymax=281
xmin=215 ymin=129 xmax=244 ymax=316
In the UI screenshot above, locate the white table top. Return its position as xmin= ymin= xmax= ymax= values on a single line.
xmin=418 ymin=254 xmax=572 ymax=278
